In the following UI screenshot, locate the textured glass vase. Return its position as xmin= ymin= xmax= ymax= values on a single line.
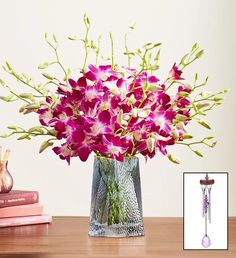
xmin=89 ymin=156 xmax=144 ymax=237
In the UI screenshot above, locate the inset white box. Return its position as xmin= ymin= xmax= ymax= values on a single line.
xmin=183 ymin=172 xmax=228 ymax=250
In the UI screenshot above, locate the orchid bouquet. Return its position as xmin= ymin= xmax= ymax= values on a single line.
xmin=0 ymin=15 xmax=227 ymax=164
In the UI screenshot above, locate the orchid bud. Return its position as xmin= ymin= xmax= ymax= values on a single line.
xmin=176 ymin=122 xmax=187 ymax=133
xmin=0 ymin=134 xmax=9 ymax=138
xmin=219 ymin=89 xmax=228 ymax=94
xmin=38 ymin=62 xmax=49 ymax=69
xmin=19 ymin=104 xmax=27 ymax=113
xmin=146 ymin=136 xmax=155 ymax=153
xmin=19 ymin=93 xmax=35 ymax=102
xmin=172 ymin=130 xmax=179 ymax=140
xmin=127 ymin=94 xmax=136 ymax=105
xmin=100 ymin=102 xmax=110 ymax=110
xmin=138 ymin=109 xmax=150 ymax=118
xmin=117 ymin=110 xmax=123 ymax=124
xmin=7 ymin=126 xmax=18 ymax=131
xmin=193 ymin=150 xmax=203 ymax=157
xmin=195 ymin=50 xmax=204 ymax=59
xmin=39 ymin=141 xmax=54 ymax=153
xmin=42 ymin=73 xmax=54 ymax=80
xmin=168 ymin=154 xmax=180 ymax=164
xmin=23 ymin=103 xmax=40 ymax=114
xmin=213 ymin=97 xmax=223 ymax=102
xmin=131 ymin=108 xmax=138 ymax=117
xmin=211 ymin=141 xmax=217 ymax=147
xmin=53 ymin=34 xmax=58 ymax=44
xmin=6 ymin=62 xmax=13 ymax=71
xmin=201 ymin=91 xmax=212 ymax=98
xmin=178 ymin=91 xmax=189 ymax=98
xmin=205 ymin=136 xmax=214 ymax=140
xmin=29 ymin=127 xmax=44 ymax=134
xmin=148 ymin=84 xmax=162 ymax=92
xmin=0 ymin=79 xmax=6 ymax=87
xmin=176 ymin=114 xmax=189 ymax=121
xmin=133 ymin=131 xmax=141 ymax=141
xmin=192 ymin=43 xmax=198 ymax=51
xmin=0 ymin=95 xmax=14 ymax=102
xmin=68 ymin=36 xmax=77 ymax=40
xmin=182 ymin=134 xmax=193 ymax=140
xmin=121 ymin=120 xmax=128 ymax=126
xmin=196 ymin=102 xmax=210 ymax=109
xmin=24 ymin=103 xmax=40 ymax=110
xmin=198 ymin=120 xmax=211 ymax=129
xmin=180 ymin=54 xmax=188 ymax=65
xmin=17 ymin=134 xmax=31 ymax=140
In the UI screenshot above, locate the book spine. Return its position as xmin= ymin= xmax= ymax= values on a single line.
xmin=0 ymin=192 xmax=39 ymax=208
xmin=0 ymin=215 xmax=52 ymax=228
xmin=0 ymin=203 xmax=43 ymax=218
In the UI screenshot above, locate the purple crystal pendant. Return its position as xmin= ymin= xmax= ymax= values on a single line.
xmin=202 ymin=234 xmax=211 ymax=248
xmin=200 ymin=173 xmax=215 ymax=248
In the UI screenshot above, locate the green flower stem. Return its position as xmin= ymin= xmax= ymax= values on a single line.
xmin=95 ymin=35 xmax=101 ymax=67
xmin=4 ymin=131 xmax=54 ymax=138
xmin=192 ymin=82 xmax=207 ymax=90
xmin=5 ymin=68 xmax=43 ymax=95
xmin=97 ymin=159 xmax=126 ymax=226
xmin=109 ymin=32 xmax=115 ymax=69
xmin=176 ymin=137 xmax=216 ymax=150
xmin=32 ymin=95 xmax=49 ymax=98
xmin=128 ymin=43 xmax=161 ymax=93
xmin=0 ymin=127 xmax=56 ymax=139
xmin=124 ymin=33 xmax=131 ymax=68
xmin=180 ymin=44 xmax=202 ymax=70
xmin=107 ymin=179 xmax=125 ymax=225
xmin=82 ymin=15 xmax=90 ymax=71
xmin=45 ymin=38 xmax=68 ymax=83
xmin=200 ymin=103 xmax=218 ymax=112
xmin=130 ymin=68 xmax=144 ymax=92
xmin=140 ymin=48 xmax=149 ymax=70
xmin=100 ymin=189 xmax=107 ymax=224
xmin=4 ymin=85 xmax=31 ymax=104
xmin=194 ymin=95 xmax=218 ymax=102
xmin=55 ymin=50 xmax=68 ymax=83
xmin=46 ymin=137 xmax=57 ymax=142
xmin=124 ymin=26 xmax=135 ymax=68
xmin=190 ymin=102 xmax=218 ymax=118
xmin=182 ymin=56 xmax=198 ymax=70
xmin=165 ymin=81 xmax=176 ymax=92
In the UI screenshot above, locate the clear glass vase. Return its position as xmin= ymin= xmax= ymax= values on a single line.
xmin=89 ymin=156 xmax=144 ymax=237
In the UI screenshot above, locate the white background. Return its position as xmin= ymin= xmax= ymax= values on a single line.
xmin=184 ymin=173 xmax=228 ymax=249
xmin=0 ymin=0 xmax=235 ymax=216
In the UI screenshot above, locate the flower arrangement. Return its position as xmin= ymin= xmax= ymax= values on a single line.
xmin=0 ymin=15 xmax=227 ymax=164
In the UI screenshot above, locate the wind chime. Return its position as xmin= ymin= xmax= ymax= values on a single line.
xmin=200 ymin=173 xmax=214 ymax=248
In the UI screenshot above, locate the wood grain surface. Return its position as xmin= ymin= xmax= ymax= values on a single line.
xmin=0 ymin=217 xmax=235 ymax=258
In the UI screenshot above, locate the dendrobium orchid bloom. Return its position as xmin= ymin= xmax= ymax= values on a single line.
xmin=99 ymin=135 xmax=127 ymax=162
xmin=34 ymin=63 xmax=198 ymax=163
xmin=168 ymin=63 xmax=184 ymax=81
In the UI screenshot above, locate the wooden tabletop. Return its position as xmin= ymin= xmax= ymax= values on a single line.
xmin=0 ymin=217 xmax=235 ymax=258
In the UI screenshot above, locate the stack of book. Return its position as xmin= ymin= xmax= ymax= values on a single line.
xmin=0 ymin=190 xmax=52 ymax=228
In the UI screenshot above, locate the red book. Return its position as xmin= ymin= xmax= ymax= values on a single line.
xmin=0 ymin=203 xmax=43 ymax=218
xmin=0 ymin=190 xmax=39 ymax=208
xmin=0 ymin=215 xmax=52 ymax=228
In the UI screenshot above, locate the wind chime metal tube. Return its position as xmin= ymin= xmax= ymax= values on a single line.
xmin=200 ymin=173 xmax=215 ymax=248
